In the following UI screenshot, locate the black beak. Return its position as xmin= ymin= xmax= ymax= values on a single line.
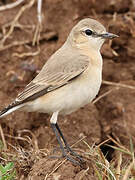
xmin=101 ymin=32 xmax=119 ymax=39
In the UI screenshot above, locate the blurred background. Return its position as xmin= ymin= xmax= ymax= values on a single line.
xmin=0 ymin=0 xmax=135 ymax=179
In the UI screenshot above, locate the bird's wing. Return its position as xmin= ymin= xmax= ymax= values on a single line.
xmin=16 ymin=51 xmax=89 ymax=103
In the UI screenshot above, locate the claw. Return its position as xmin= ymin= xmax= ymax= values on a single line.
xmin=51 ymin=123 xmax=85 ymax=166
xmin=63 ymin=154 xmax=81 ymax=166
xmin=65 ymin=145 xmax=83 ymax=162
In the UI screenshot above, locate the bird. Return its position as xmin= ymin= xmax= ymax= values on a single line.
xmin=0 ymin=18 xmax=118 ymax=165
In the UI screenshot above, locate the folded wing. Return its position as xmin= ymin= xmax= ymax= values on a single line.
xmin=16 ymin=51 xmax=89 ymax=103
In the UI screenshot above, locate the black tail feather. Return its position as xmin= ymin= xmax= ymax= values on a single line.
xmin=0 ymin=101 xmax=20 ymax=118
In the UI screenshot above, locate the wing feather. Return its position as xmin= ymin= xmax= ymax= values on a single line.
xmin=16 ymin=49 xmax=90 ymax=103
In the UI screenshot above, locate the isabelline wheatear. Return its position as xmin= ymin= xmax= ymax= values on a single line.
xmin=0 ymin=18 xmax=118 ymax=165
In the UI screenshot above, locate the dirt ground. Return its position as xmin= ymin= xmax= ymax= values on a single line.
xmin=0 ymin=0 xmax=135 ymax=179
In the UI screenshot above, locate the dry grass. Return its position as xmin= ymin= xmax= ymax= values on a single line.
xmin=0 ymin=128 xmax=49 ymax=179
xmin=0 ymin=0 xmax=45 ymax=52
xmin=1 ymin=127 xmax=135 ymax=179
xmin=83 ymin=137 xmax=135 ymax=180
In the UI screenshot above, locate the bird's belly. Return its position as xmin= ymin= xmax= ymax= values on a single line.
xmin=26 ymin=68 xmax=102 ymax=115
xmin=61 ymin=71 xmax=101 ymax=114
xmin=60 ymin=79 xmax=101 ymax=115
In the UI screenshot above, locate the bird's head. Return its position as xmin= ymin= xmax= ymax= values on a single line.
xmin=68 ymin=18 xmax=118 ymax=51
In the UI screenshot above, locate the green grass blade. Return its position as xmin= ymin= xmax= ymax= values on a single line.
xmin=105 ymin=144 xmax=132 ymax=156
xmin=4 ymin=162 xmax=14 ymax=172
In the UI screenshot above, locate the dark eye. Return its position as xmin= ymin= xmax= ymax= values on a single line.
xmin=85 ymin=29 xmax=93 ymax=36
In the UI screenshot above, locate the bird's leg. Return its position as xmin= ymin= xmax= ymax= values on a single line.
xmin=51 ymin=123 xmax=80 ymax=165
xmin=55 ymin=123 xmax=83 ymax=162
xmin=51 ymin=123 xmax=66 ymax=156
xmin=50 ymin=112 xmax=81 ymax=165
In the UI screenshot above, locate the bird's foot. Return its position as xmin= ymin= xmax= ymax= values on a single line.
xmin=65 ymin=145 xmax=84 ymax=163
xmin=63 ymin=153 xmax=81 ymax=166
xmin=50 ymin=149 xmax=84 ymax=166
xmin=49 ymin=153 xmax=81 ymax=166
xmin=53 ymin=145 xmax=85 ymax=163
xmin=53 ymin=146 xmax=84 ymax=163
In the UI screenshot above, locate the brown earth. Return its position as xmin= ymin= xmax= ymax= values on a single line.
xmin=0 ymin=0 xmax=135 ymax=179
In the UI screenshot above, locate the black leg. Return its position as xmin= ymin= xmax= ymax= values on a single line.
xmin=51 ymin=123 xmax=81 ymax=165
xmin=55 ymin=123 xmax=84 ymax=162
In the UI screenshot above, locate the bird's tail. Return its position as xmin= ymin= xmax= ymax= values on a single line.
xmin=0 ymin=102 xmax=24 ymax=118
